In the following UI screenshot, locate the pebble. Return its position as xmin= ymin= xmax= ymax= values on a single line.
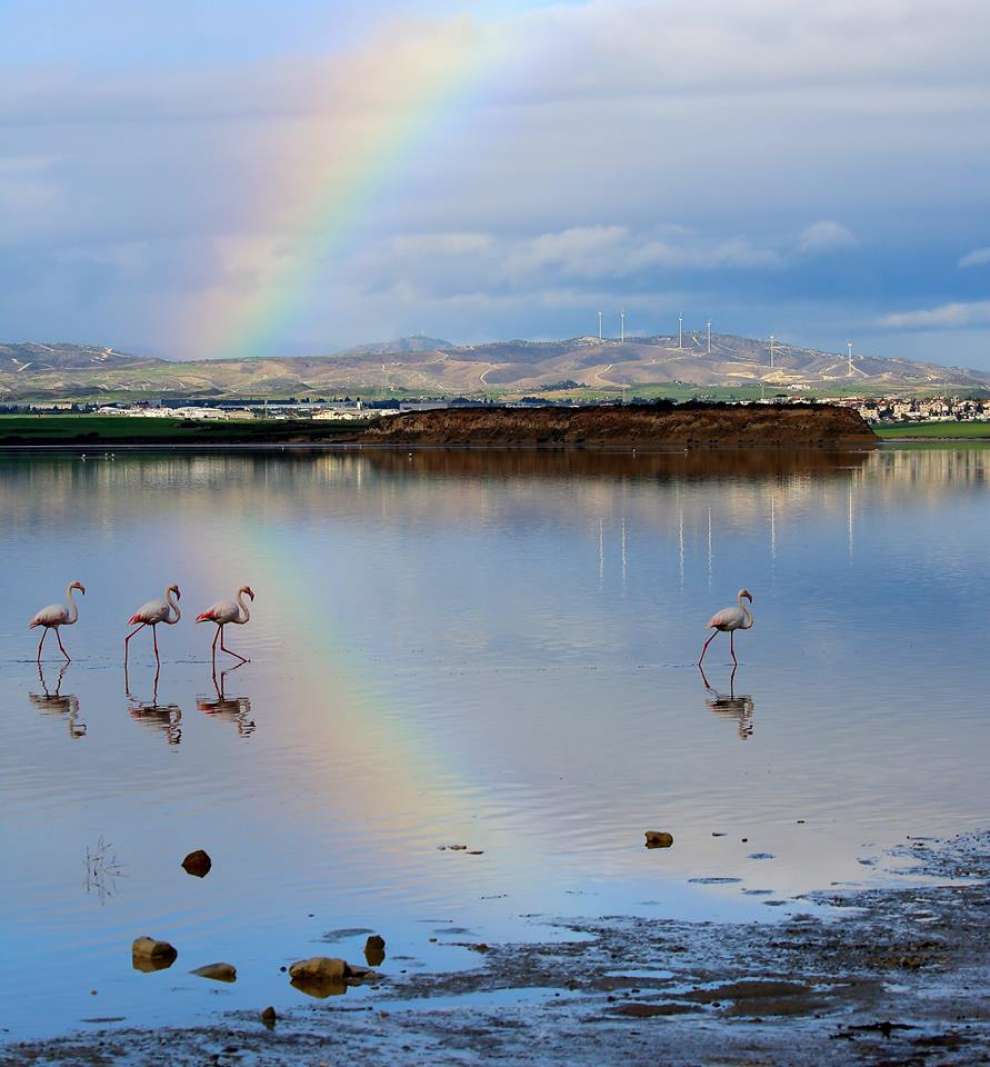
xmin=645 ymin=831 xmax=674 ymax=849
xmin=181 ymin=850 xmax=212 ymax=878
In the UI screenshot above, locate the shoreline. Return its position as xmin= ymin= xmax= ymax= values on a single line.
xmin=5 ymin=831 xmax=988 ymax=1065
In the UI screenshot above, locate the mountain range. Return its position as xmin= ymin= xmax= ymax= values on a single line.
xmin=2 ymin=334 xmax=988 ymax=402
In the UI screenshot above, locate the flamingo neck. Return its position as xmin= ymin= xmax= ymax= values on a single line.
xmin=737 ymin=595 xmax=752 ymax=628
xmin=165 ymin=588 xmax=181 ymax=624
xmin=65 ymin=584 xmax=79 ymax=624
xmin=235 ymin=590 xmax=251 ymax=624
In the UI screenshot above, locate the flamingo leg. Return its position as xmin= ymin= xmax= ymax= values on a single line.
xmin=730 ymin=630 xmax=738 ymax=666
xmin=55 ymin=628 xmax=71 ymax=663
xmin=211 ymin=625 xmax=221 ymax=663
xmin=698 ymin=629 xmax=719 ymax=666
xmin=36 ymin=627 xmax=48 ymax=662
xmin=124 ymin=623 xmax=146 ymax=665
xmin=220 ymin=627 xmax=249 ymax=664
xmin=152 ymin=624 xmax=159 ymax=664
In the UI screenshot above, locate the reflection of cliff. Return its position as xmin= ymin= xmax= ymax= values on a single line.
xmin=359 ymin=447 xmax=872 ymax=482
xmin=360 ymin=404 xmax=876 ymax=448
xmin=0 ymin=445 xmax=985 ymax=543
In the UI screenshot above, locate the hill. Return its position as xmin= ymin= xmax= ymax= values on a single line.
xmin=1 ymin=333 xmax=988 ymax=402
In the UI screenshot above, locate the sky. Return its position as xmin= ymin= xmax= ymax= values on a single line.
xmin=1 ymin=0 xmax=989 ymax=366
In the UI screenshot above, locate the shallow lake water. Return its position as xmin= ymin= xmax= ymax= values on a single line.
xmin=1 ymin=445 xmax=989 ymax=1041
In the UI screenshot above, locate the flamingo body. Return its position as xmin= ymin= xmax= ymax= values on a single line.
xmin=29 ymin=581 xmax=85 ymax=661
xmin=699 ymin=588 xmax=753 ymax=666
xmin=125 ymin=585 xmax=181 ymax=665
xmin=197 ymin=586 xmax=255 ymax=664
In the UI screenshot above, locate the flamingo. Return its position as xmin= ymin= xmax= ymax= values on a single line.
xmin=699 ymin=588 xmax=753 ymax=667
xmin=196 ymin=586 xmax=255 ymax=664
xmin=29 ymin=580 xmax=85 ymax=662
xmin=125 ymin=584 xmax=182 ymax=666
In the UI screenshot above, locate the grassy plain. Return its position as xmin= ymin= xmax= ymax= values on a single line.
xmin=874 ymin=421 xmax=990 ymax=439
xmin=0 ymin=415 xmax=365 ymax=446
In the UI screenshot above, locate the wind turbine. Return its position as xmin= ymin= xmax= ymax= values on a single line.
xmin=598 ymin=311 xmax=603 ymax=341
xmin=678 ymin=315 xmax=683 ymax=349
xmin=620 ymin=310 xmax=625 ymax=343
xmin=706 ymin=320 xmax=712 ymax=354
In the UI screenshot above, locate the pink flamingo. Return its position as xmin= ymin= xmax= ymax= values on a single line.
xmin=196 ymin=586 xmax=255 ymax=664
xmin=699 ymin=588 xmax=753 ymax=667
xmin=125 ymin=584 xmax=182 ymax=666
xmin=29 ymin=580 xmax=86 ymax=662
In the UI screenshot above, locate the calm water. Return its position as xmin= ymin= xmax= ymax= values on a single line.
xmin=1 ymin=446 xmax=989 ymax=1041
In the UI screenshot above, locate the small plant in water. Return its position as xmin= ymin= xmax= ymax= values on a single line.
xmin=84 ymin=836 xmax=127 ymax=904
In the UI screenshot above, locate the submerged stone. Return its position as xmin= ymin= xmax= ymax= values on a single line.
xmin=181 ymin=849 xmax=212 ymax=877
xmin=645 ymin=831 xmax=674 ymax=849
xmin=191 ymin=962 xmax=236 ymax=982
xmin=131 ymin=937 xmax=177 ymax=972
xmin=365 ymin=935 xmax=386 ymax=967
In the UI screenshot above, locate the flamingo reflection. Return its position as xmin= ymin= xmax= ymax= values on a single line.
xmin=125 ymin=663 xmax=182 ymax=745
xmin=29 ymin=662 xmax=86 ymax=738
xmin=197 ymin=664 xmax=255 ymax=738
xmin=698 ymin=664 xmax=755 ymax=740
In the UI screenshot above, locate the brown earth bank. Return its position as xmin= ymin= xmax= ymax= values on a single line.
xmin=4 ymin=832 xmax=988 ymax=1066
xmin=358 ymin=404 xmax=878 ymax=449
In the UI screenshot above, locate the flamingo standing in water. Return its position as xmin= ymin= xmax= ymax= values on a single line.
xmin=196 ymin=586 xmax=255 ymax=664
xmin=29 ymin=580 xmax=86 ymax=662
xmin=125 ymin=584 xmax=182 ymax=665
xmin=699 ymin=588 xmax=753 ymax=666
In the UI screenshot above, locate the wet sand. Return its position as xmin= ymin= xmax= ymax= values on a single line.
xmin=5 ymin=831 xmax=988 ymax=1065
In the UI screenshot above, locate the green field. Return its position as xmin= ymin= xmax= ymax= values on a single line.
xmin=0 ymin=415 xmax=367 ymax=446
xmin=874 ymin=421 xmax=990 ymax=439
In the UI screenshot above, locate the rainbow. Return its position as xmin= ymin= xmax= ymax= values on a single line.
xmin=195 ymin=15 xmax=502 ymax=359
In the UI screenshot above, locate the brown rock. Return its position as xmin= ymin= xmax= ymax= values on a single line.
xmin=181 ymin=849 xmax=212 ymax=877
xmin=261 ymin=1006 xmax=277 ymax=1028
xmin=645 ymin=831 xmax=674 ymax=849
xmin=365 ymin=935 xmax=386 ymax=967
xmin=131 ymin=937 xmax=177 ymax=972
xmin=191 ymin=962 xmax=237 ymax=982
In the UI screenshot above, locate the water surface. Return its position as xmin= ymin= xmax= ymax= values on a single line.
xmin=1 ymin=446 xmax=988 ymax=1041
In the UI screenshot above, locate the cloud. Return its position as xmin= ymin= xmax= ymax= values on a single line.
xmin=879 ymin=301 xmax=990 ymax=328
xmin=959 ymin=247 xmax=990 ymax=269
xmin=797 ymin=221 xmax=859 ymax=255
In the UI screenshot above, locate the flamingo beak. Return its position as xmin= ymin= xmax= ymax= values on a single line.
xmin=744 ymin=590 xmax=753 ymax=602
xmin=77 ymin=583 xmax=86 ymax=595
xmin=247 ymin=587 xmax=255 ymax=600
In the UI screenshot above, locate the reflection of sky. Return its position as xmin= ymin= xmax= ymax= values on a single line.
xmin=2 ymin=446 xmax=990 ymax=1040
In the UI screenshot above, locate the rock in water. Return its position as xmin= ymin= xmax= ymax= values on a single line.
xmin=261 ymin=1006 xmax=277 ymax=1029
xmin=365 ymin=935 xmax=386 ymax=967
xmin=181 ymin=849 xmax=212 ymax=877
xmin=131 ymin=937 xmax=177 ymax=972
xmin=288 ymin=956 xmax=351 ymax=1000
xmin=191 ymin=962 xmax=237 ymax=982
xmin=645 ymin=831 xmax=674 ymax=849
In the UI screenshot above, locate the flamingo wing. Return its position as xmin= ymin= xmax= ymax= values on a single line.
xmin=707 ymin=606 xmax=744 ymax=631
xmin=29 ymin=603 xmax=68 ymax=628
xmin=130 ymin=599 xmax=168 ymax=625
xmin=196 ymin=599 xmax=238 ymax=624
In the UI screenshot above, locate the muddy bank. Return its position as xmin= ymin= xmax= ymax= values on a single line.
xmin=359 ymin=404 xmax=877 ymax=449
xmin=6 ymin=832 xmax=988 ymax=1066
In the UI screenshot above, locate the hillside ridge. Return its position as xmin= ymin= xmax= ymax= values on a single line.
xmin=2 ymin=334 xmax=987 ymax=401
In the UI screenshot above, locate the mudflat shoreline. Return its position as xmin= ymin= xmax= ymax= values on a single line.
xmin=5 ymin=831 xmax=988 ymax=1066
